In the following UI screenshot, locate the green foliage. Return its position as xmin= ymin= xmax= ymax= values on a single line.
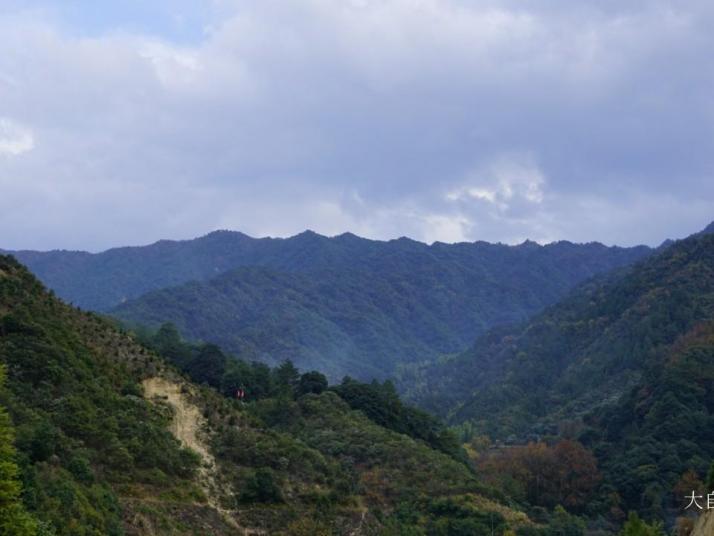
xmin=286 ymin=392 xmax=494 ymax=504
xmin=548 ymin=506 xmax=586 ymax=536
xmin=426 ymin=497 xmax=506 ymax=535
xmin=185 ymin=343 xmax=226 ymax=387
xmin=0 ymin=253 xmax=536 ymax=534
xmin=618 ymin=512 xmax=665 ymax=536
xmin=140 ymin=324 xmax=283 ymax=400
xmin=211 ymin=387 xmax=522 ymax=533
xmin=411 ymin=232 xmax=714 ymax=521
xmin=513 ymin=507 xmax=587 ymax=536
xmin=239 ymin=468 xmax=283 ymax=503
xmin=132 ymin=321 xmax=521 ymax=532
xmin=332 ymin=377 xmax=465 ymax=461
xmin=68 ymin=232 xmax=652 ymax=381
xmin=144 ymin=323 xmax=469 ymax=466
xmin=0 ymin=365 xmax=41 ymax=536
xmin=273 ymin=359 xmax=300 ymax=394
xmin=0 ymin=256 xmax=201 ymax=534
xmin=297 ymin=371 xmax=328 ymax=396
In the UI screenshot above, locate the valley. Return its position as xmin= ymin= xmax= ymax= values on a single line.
xmin=2 ymin=226 xmax=712 ymax=535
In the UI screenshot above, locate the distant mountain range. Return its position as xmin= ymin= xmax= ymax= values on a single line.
xmin=4 ymin=231 xmax=651 ymax=379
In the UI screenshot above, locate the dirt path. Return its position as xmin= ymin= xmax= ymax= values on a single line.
xmin=142 ymin=377 xmax=245 ymax=533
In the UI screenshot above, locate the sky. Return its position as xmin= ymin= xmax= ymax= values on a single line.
xmin=1 ymin=0 xmax=713 ymax=251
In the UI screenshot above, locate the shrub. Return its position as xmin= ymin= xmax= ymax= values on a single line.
xmin=240 ymin=468 xmax=283 ymax=503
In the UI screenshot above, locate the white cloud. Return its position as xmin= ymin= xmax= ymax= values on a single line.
xmin=447 ymin=155 xmax=546 ymax=210
xmin=422 ymin=214 xmax=471 ymax=243
xmin=139 ymin=41 xmax=201 ymax=88
xmin=0 ymin=118 xmax=34 ymax=156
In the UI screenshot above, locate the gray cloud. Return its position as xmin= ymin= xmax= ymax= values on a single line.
xmin=1 ymin=0 xmax=713 ymax=251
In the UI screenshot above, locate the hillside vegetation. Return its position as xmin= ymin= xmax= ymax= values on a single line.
xmin=91 ymin=232 xmax=651 ymax=380
xmin=406 ymin=230 xmax=714 ymax=526
xmin=1 ymin=254 xmax=557 ymax=535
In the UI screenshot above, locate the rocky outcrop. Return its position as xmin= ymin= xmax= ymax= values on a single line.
xmin=692 ymin=510 xmax=714 ymax=536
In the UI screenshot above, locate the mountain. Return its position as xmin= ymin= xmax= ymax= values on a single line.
xmin=21 ymin=230 xmax=646 ymax=380
xmin=4 ymin=231 xmax=651 ymax=313
xmin=0 ymin=254 xmax=555 ymax=535
xmin=406 ymin=228 xmax=714 ymax=523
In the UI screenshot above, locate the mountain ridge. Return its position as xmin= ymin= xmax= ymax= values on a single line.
xmin=3 ymin=229 xmax=653 ymax=381
xmin=2 ymin=230 xmax=652 ymax=312
xmin=105 ymin=237 xmax=652 ymax=380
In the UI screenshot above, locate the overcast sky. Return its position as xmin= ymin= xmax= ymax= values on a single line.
xmin=1 ymin=1 xmax=713 ymax=251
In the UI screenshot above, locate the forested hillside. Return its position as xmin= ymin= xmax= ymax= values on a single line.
xmin=82 ymin=232 xmax=650 ymax=380
xmin=1 ymin=254 xmax=564 ymax=535
xmin=406 ymin=229 xmax=714 ymax=527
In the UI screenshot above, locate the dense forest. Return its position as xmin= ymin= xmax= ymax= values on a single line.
xmin=404 ymin=228 xmax=714 ymax=531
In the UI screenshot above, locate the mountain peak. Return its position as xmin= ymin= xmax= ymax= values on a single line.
xmin=517 ymin=239 xmax=541 ymax=249
xmin=335 ymin=231 xmax=362 ymax=241
xmin=293 ymin=229 xmax=326 ymax=240
xmin=203 ymin=229 xmax=249 ymax=237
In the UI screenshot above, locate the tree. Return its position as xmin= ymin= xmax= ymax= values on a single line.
xmin=297 ymin=371 xmax=328 ymax=396
xmin=273 ymin=360 xmax=300 ymax=394
xmin=154 ymin=322 xmax=181 ymax=350
xmin=221 ymin=360 xmax=251 ymax=397
xmin=248 ymin=362 xmax=273 ymax=399
xmin=674 ymin=517 xmax=695 ymax=536
xmin=477 ymin=440 xmax=600 ymax=510
xmin=674 ymin=469 xmax=704 ymax=507
xmin=548 ymin=505 xmax=586 ymax=536
xmin=240 ymin=468 xmax=283 ymax=503
xmin=552 ymin=440 xmax=602 ymax=509
xmin=0 ymin=365 xmax=40 ymax=536
xmin=185 ymin=344 xmax=227 ymax=388
xmin=707 ymin=461 xmax=714 ymax=491
xmin=618 ymin=512 xmax=665 ymax=536
xmin=152 ymin=323 xmax=192 ymax=367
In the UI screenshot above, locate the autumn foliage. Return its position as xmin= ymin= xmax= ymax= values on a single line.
xmin=477 ymin=440 xmax=601 ymax=510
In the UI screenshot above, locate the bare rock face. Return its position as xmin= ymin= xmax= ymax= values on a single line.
xmin=692 ymin=511 xmax=714 ymax=536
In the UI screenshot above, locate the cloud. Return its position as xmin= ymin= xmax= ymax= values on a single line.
xmin=0 ymin=118 xmax=34 ymax=156
xmin=0 ymin=1 xmax=713 ymax=250
xmin=447 ymin=154 xmax=546 ymax=210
